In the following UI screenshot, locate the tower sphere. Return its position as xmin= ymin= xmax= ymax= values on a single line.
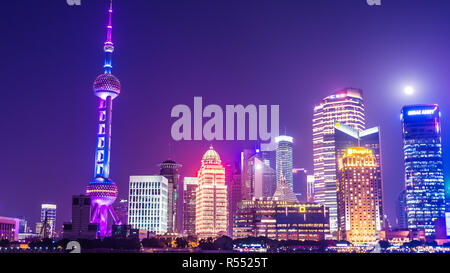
xmin=93 ymin=73 xmax=121 ymax=100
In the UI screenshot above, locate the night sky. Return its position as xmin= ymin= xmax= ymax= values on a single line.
xmin=1 ymin=0 xmax=450 ymax=232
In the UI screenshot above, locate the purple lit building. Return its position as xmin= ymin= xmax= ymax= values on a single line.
xmin=85 ymin=0 xmax=122 ymax=237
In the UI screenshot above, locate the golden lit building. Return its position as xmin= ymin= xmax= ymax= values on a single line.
xmin=337 ymin=147 xmax=381 ymax=245
xmin=195 ymin=146 xmax=228 ymax=238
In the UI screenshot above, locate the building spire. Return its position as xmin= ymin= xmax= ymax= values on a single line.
xmin=103 ymin=0 xmax=115 ymax=74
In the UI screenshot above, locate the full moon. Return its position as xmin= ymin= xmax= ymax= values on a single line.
xmin=404 ymin=86 xmax=415 ymax=95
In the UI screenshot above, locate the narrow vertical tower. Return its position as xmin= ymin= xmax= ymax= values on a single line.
xmin=86 ymin=0 xmax=121 ymax=237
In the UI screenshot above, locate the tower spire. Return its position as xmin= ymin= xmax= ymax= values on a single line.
xmin=103 ymin=0 xmax=114 ymax=74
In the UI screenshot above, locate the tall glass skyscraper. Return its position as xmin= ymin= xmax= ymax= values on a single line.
xmin=39 ymin=204 xmax=57 ymax=238
xmin=276 ymin=136 xmax=294 ymax=189
xmin=159 ymin=159 xmax=182 ymax=233
xmin=313 ymin=88 xmax=365 ymax=235
xmin=401 ymin=105 xmax=445 ymax=236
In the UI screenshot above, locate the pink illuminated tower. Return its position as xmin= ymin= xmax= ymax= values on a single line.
xmin=85 ymin=0 xmax=121 ymax=237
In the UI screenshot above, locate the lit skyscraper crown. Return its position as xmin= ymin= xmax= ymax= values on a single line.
xmin=202 ymin=146 xmax=221 ymax=162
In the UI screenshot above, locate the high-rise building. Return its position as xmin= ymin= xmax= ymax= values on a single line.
xmin=0 ymin=216 xmax=19 ymax=241
xmin=276 ymin=136 xmax=294 ymax=189
xmin=306 ymin=175 xmax=315 ymax=202
xmin=313 ymin=88 xmax=366 ymax=235
xmin=241 ymin=153 xmax=277 ymax=201
xmin=159 ymin=159 xmax=182 ymax=233
xmin=85 ymin=0 xmax=122 ymax=237
xmin=128 ymin=176 xmax=169 ymax=234
xmin=292 ymin=168 xmax=308 ymax=202
xmin=225 ymin=162 xmax=242 ymax=237
xmin=63 ymin=195 xmax=98 ymax=240
xmin=397 ymin=190 xmax=407 ymax=229
xmin=183 ymin=177 xmax=198 ymax=236
xmin=113 ymin=199 xmax=129 ymax=225
xmin=401 ymin=105 xmax=445 ymax=236
xmin=196 ymin=146 xmax=228 ymax=238
xmin=39 ymin=204 xmax=57 ymax=238
xmin=337 ymin=148 xmax=381 ymax=245
xmin=333 ymin=122 xmax=384 ymax=228
xmin=233 ymin=200 xmax=329 ymax=240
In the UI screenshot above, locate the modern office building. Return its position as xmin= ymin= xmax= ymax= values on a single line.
xmin=233 ymin=200 xmax=329 ymax=240
xmin=333 ymin=122 xmax=384 ymax=229
xmin=306 ymin=175 xmax=315 ymax=202
xmin=196 ymin=146 xmax=228 ymax=238
xmin=39 ymin=204 xmax=57 ymax=238
xmin=159 ymin=159 xmax=182 ymax=233
xmin=337 ymin=148 xmax=381 ymax=245
xmin=241 ymin=149 xmax=277 ymax=202
xmin=63 ymin=195 xmax=98 ymax=240
xmin=313 ymin=88 xmax=365 ymax=234
xmin=276 ymin=136 xmax=294 ymax=189
xmin=113 ymin=199 xmax=129 ymax=225
xmin=401 ymin=105 xmax=445 ymax=236
xmin=225 ymin=161 xmax=242 ymax=237
xmin=0 ymin=216 xmax=19 ymax=241
xmin=128 ymin=176 xmax=168 ymax=234
xmin=397 ymin=190 xmax=407 ymax=229
xmin=85 ymin=0 xmax=122 ymax=237
xmin=183 ymin=177 xmax=198 ymax=236
xmin=292 ymin=168 xmax=308 ymax=202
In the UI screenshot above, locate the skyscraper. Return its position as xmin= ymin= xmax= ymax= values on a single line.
xmin=183 ymin=177 xmax=198 ymax=236
xmin=225 ymin=162 xmax=241 ymax=237
xmin=39 ymin=204 xmax=57 ymax=238
xmin=401 ymin=105 xmax=445 ymax=236
xmin=306 ymin=175 xmax=315 ymax=202
xmin=337 ymin=148 xmax=381 ymax=245
xmin=397 ymin=190 xmax=407 ymax=229
xmin=85 ymin=0 xmax=121 ymax=237
xmin=272 ymin=173 xmax=299 ymax=203
xmin=128 ymin=176 xmax=168 ymax=234
xmin=276 ymin=135 xmax=294 ymax=189
xmin=313 ymin=88 xmax=365 ymax=235
xmin=333 ymin=122 xmax=384 ymax=228
xmin=292 ymin=168 xmax=308 ymax=202
xmin=196 ymin=146 xmax=228 ymax=238
xmin=159 ymin=159 xmax=182 ymax=233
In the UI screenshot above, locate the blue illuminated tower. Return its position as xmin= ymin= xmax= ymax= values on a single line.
xmin=401 ymin=105 xmax=445 ymax=236
xmin=85 ymin=0 xmax=121 ymax=237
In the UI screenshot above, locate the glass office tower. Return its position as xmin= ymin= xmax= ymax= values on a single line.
xmin=401 ymin=105 xmax=445 ymax=236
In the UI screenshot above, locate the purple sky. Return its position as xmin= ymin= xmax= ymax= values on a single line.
xmin=1 ymin=0 xmax=450 ymax=232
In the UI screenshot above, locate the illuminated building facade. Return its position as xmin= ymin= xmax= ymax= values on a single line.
xmin=128 ymin=176 xmax=168 ymax=234
xmin=401 ymin=105 xmax=445 ymax=236
xmin=233 ymin=200 xmax=329 ymax=240
xmin=0 ymin=216 xmax=19 ymax=241
xmin=276 ymin=136 xmax=294 ymax=189
xmin=159 ymin=159 xmax=182 ymax=233
xmin=183 ymin=177 xmax=198 ymax=236
xmin=337 ymin=148 xmax=381 ymax=245
xmin=333 ymin=122 xmax=384 ymax=228
xmin=307 ymin=175 xmax=315 ymax=202
xmin=85 ymin=0 xmax=122 ymax=237
xmin=113 ymin=199 xmax=128 ymax=225
xmin=196 ymin=146 xmax=228 ymax=238
xmin=272 ymin=172 xmax=299 ymax=203
xmin=39 ymin=204 xmax=57 ymax=238
xmin=313 ymin=88 xmax=366 ymax=235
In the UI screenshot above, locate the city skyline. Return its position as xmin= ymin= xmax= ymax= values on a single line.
xmin=2 ymin=0 xmax=450 ymax=235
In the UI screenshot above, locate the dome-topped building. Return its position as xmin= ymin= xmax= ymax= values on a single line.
xmin=202 ymin=146 xmax=221 ymax=163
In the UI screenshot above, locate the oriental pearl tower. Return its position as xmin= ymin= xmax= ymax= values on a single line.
xmin=85 ymin=0 xmax=121 ymax=237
